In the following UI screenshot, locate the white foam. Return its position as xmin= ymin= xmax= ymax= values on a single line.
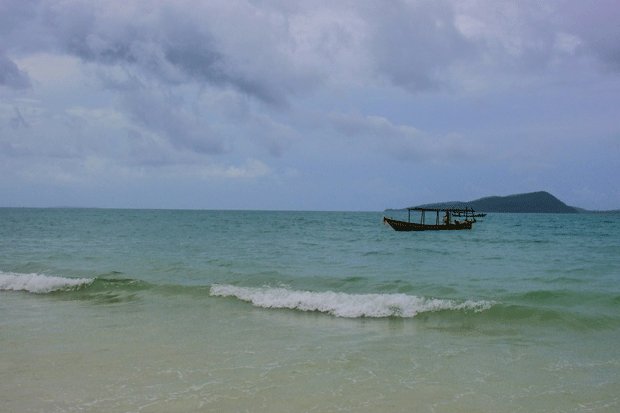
xmin=0 ymin=271 xmax=94 ymax=294
xmin=210 ymin=284 xmax=493 ymax=318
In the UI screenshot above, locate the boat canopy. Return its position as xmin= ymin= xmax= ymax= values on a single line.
xmin=402 ymin=207 xmax=477 ymax=226
xmin=407 ymin=207 xmax=474 ymax=212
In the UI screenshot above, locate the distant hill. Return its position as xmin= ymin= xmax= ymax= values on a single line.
xmin=416 ymin=191 xmax=580 ymax=213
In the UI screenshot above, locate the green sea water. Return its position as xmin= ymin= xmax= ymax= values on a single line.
xmin=1 ymin=208 xmax=619 ymax=412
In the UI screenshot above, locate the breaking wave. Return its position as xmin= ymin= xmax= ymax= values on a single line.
xmin=209 ymin=284 xmax=494 ymax=318
xmin=0 ymin=271 xmax=94 ymax=294
xmin=0 ymin=272 xmax=497 ymax=319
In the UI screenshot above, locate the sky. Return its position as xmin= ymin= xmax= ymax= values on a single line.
xmin=1 ymin=0 xmax=619 ymax=211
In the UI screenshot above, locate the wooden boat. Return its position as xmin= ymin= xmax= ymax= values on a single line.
xmin=383 ymin=207 xmax=476 ymax=231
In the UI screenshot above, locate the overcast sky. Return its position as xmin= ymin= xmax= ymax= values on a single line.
xmin=1 ymin=0 xmax=619 ymax=210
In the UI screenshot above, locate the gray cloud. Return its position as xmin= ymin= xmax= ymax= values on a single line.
xmin=32 ymin=0 xmax=318 ymax=105
xmin=363 ymin=0 xmax=476 ymax=91
xmin=0 ymin=0 xmax=619 ymax=210
xmin=0 ymin=53 xmax=31 ymax=89
xmin=121 ymin=89 xmax=225 ymax=155
xmin=9 ymin=107 xmax=29 ymax=129
xmin=559 ymin=0 xmax=620 ymax=72
xmin=4 ymin=0 xmax=620 ymax=101
xmin=330 ymin=112 xmax=481 ymax=162
xmin=452 ymin=0 xmax=620 ymax=82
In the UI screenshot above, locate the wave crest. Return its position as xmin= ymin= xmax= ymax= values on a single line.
xmin=0 ymin=271 xmax=94 ymax=294
xmin=210 ymin=284 xmax=493 ymax=318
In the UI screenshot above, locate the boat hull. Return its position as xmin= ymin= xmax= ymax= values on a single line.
xmin=383 ymin=216 xmax=473 ymax=231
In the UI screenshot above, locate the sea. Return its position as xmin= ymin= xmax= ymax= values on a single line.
xmin=1 ymin=208 xmax=619 ymax=413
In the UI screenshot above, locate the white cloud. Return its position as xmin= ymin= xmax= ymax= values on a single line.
xmin=16 ymin=53 xmax=83 ymax=86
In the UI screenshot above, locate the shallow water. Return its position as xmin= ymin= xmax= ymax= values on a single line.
xmin=1 ymin=208 xmax=619 ymax=412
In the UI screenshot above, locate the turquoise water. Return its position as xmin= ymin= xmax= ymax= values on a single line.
xmin=1 ymin=208 xmax=619 ymax=412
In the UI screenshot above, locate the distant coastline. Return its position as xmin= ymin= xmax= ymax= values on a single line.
xmin=388 ymin=191 xmax=620 ymax=214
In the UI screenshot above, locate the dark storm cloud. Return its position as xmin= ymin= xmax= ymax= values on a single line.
xmin=44 ymin=3 xmax=230 ymax=88
xmin=0 ymin=0 xmax=304 ymax=105
xmin=4 ymin=0 xmax=620 ymax=101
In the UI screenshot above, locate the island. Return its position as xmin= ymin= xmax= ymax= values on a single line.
xmin=396 ymin=191 xmax=615 ymax=214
